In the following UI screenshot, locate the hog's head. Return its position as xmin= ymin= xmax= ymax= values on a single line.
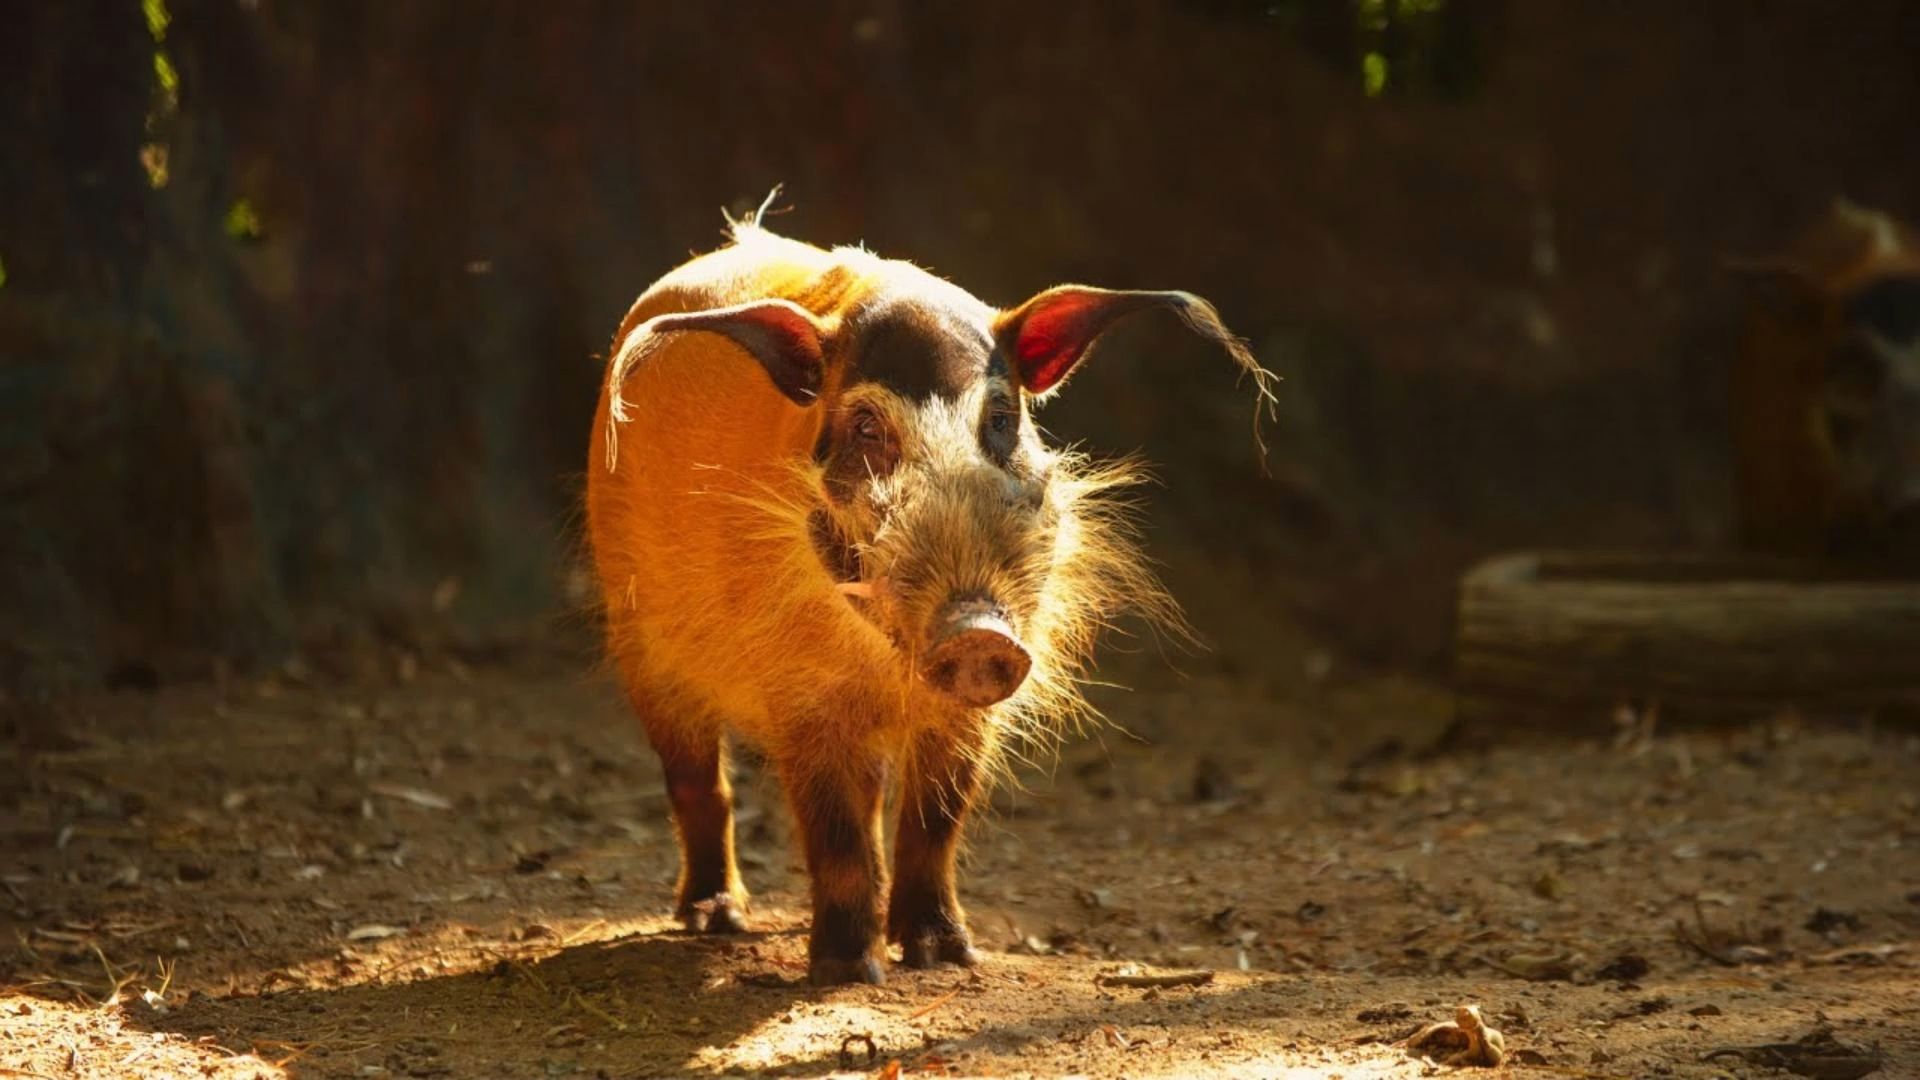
xmin=627 ymin=260 xmax=1274 ymax=714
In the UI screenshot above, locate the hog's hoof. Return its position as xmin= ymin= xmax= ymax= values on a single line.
xmin=808 ymin=953 xmax=886 ymax=987
xmin=899 ymin=928 xmax=981 ymax=970
xmin=679 ymin=893 xmax=749 ymax=935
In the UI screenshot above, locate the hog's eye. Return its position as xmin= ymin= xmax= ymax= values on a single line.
xmin=980 ymin=395 xmax=1020 ymax=467
xmin=824 ymin=404 xmax=901 ymax=500
xmin=852 ymin=410 xmax=881 ymax=440
xmin=986 ymin=396 xmax=1017 ymax=434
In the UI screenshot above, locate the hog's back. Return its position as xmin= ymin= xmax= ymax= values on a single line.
xmin=586 ymin=235 xmax=896 ymax=738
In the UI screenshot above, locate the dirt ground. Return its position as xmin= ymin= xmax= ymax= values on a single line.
xmin=2 ymin=657 xmax=1916 ymax=1079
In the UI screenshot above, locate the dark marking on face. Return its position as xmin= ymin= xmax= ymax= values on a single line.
xmin=985 ymin=345 xmax=1011 ymax=382
xmin=820 ymin=401 xmax=901 ymax=504
xmin=846 ymin=299 xmax=991 ymax=402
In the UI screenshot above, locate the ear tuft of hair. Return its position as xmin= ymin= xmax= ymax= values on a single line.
xmin=1163 ymin=291 xmax=1281 ymax=457
xmin=994 ymin=286 xmax=1281 ymax=461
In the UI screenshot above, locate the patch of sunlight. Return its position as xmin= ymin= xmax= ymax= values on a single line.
xmin=694 ymin=1003 xmax=897 ymax=1074
xmin=143 ymin=3 xmax=177 ymax=191
xmin=690 ymin=974 xmax=1427 ymax=1079
xmin=143 ymin=0 xmax=170 ymax=42
xmin=224 ymin=197 xmax=263 ymax=241
xmin=1359 ymin=0 xmax=1447 ymax=23
xmin=153 ymin=50 xmax=178 ymax=96
xmin=1362 ymin=51 xmax=1389 ymax=97
xmin=140 ymin=142 xmax=169 ymax=188
xmin=0 ymin=993 xmax=288 ymax=1078
xmin=282 ymin=912 xmax=673 ymax=993
xmin=1228 ymin=1059 xmax=1414 ymax=1079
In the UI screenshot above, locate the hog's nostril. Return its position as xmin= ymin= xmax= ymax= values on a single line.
xmin=920 ymin=601 xmax=1032 ymax=708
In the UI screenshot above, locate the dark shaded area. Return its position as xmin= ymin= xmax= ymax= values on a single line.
xmin=4 ymin=0 xmax=1919 ymax=695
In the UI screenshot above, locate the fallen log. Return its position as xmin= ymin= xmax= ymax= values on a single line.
xmin=1454 ymin=550 xmax=1920 ymax=732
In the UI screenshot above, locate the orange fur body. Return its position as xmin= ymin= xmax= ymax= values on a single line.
xmin=585 ymin=215 xmax=1272 ymax=983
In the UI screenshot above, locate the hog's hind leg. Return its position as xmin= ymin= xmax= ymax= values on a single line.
xmin=784 ymin=751 xmax=889 ymax=985
xmin=887 ymin=727 xmax=986 ymax=968
xmin=643 ymin=716 xmax=749 ymax=935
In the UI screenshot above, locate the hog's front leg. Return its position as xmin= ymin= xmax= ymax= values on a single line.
xmin=887 ymin=726 xmax=987 ymax=968
xmin=784 ymin=750 xmax=889 ymax=985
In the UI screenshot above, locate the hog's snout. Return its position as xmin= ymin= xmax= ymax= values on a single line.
xmin=920 ymin=600 xmax=1031 ymax=708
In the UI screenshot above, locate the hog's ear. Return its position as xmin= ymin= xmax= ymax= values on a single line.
xmin=641 ymin=299 xmax=829 ymax=406
xmin=992 ymin=287 xmax=1272 ymax=402
xmin=604 ymin=298 xmax=829 ymax=470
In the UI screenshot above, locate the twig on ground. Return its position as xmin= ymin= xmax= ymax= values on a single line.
xmin=840 ymin=1033 xmax=879 ymax=1068
xmin=1808 ymin=941 xmax=1908 ymax=965
xmin=561 ymin=919 xmax=609 ymax=947
xmin=1675 ymin=899 xmax=1737 ymax=966
xmin=1702 ymin=1027 xmax=1883 ymax=1080
xmin=512 ymin=959 xmax=551 ymax=993
xmin=1674 ymin=899 xmax=1777 ymax=966
xmin=1094 ymin=970 xmax=1214 ymax=989
xmin=255 ymin=1030 xmax=318 ymax=1060
xmin=567 ymin=989 xmax=630 ymax=1032
xmin=907 ymin=985 xmax=964 ymax=1020
xmin=88 ymin=943 xmax=139 ymax=1008
xmin=369 ymin=782 xmax=453 ymax=810
xmin=1481 ymin=950 xmax=1579 ymax=981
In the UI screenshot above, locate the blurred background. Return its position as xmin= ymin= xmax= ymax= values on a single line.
xmin=5 ymin=0 xmax=1919 ymax=702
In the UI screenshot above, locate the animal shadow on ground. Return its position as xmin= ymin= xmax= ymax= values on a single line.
xmin=140 ymin=925 xmax=834 ymax=1078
